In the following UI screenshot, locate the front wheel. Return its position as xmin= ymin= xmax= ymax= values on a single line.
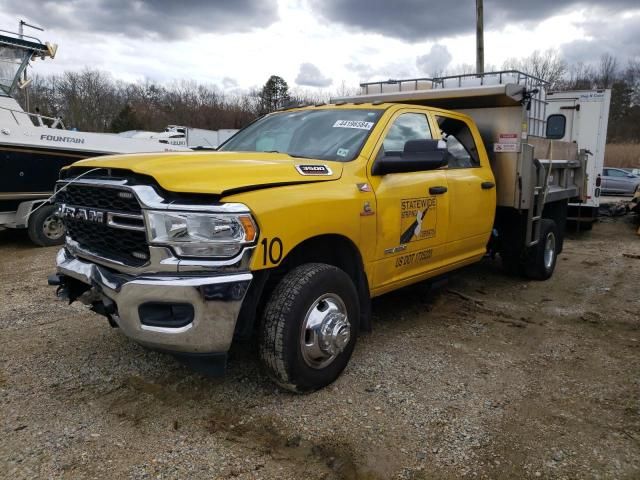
xmin=27 ymin=204 xmax=65 ymax=247
xmin=259 ymin=263 xmax=360 ymax=393
xmin=524 ymin=219 xmax=558 ymax=280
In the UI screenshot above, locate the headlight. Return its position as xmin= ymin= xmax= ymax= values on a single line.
xmin=145 ymin=211 xmax=257 ymax=258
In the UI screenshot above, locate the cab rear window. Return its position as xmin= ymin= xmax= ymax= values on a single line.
xmin=435 ymin=116 xmax=480 ymax=168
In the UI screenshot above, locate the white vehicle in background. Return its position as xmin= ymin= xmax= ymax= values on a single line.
xmin=119 ymin=126 xmax=238 ymax=149
xmin=546 ymin=89 xmax=612 ymax=228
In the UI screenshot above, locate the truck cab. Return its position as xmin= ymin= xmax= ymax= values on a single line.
xmin=50 ymin=72 xmax=587 ymax=392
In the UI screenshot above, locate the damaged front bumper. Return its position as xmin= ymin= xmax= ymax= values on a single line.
xmin=54 ymin=248 xmax=252 ymax=355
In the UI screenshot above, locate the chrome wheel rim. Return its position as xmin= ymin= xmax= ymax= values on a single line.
xmin=300 ymin=293 xmax=350 ymax=369
xmin=42 ymin=215 xmax=65 ymax=240
xmin=544 ymin=232 xmax=556 ymax=270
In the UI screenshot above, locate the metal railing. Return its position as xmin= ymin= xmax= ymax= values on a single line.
xmin=359 ymin=70 xmax=549 ymax=137
xmin=359 ymin=70 xmax=549 ymax=93
xmin=0 ymin=29 xmax=45 ymax=48
xmin=0 ymin=104 xmax=65 ymax=129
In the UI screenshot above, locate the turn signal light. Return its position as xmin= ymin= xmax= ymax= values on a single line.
xmin=239 ymin=215 xmax=257 ymax=242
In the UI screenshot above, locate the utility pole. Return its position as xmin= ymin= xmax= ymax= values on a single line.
xmin=476 ymin=0 xmax=484 ymax=75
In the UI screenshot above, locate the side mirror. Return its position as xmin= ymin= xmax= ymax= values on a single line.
xmin=373 ymin=139 xmax=447 ymax=175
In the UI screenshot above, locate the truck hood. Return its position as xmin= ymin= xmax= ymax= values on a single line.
xmin=72 ymin=151 xmax=344 ymax=196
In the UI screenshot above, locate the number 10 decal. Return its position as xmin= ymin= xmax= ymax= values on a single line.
xmin=261 ymin=237 xmax=283 ymax=265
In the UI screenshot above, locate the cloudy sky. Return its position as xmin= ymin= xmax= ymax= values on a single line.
xmin=1 ymin=0 xmax=639 ymax=93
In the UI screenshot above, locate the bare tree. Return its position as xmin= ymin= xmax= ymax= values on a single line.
xmin=626 ymin=59 xmax=640 ymax=107
xmin=446 ymin=63 xmax=477 ymax=76
xmin=503 ymin=49 xmax=567 ymax=88
xmin=597 ymin=53 xmax=618 ymax=89
xmin=558 ymin=62 xmax=596 ymax=90
xmin=55 ymin=69 xmax=121 ymax=131
xmin=334 ymin=80 xmax=358 ymax=98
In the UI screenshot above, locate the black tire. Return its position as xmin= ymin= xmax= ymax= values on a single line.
xmin=27 ymin=204 xmax=65 ymax=247
xmin=259 ymin=263 xmax=360 ymax=393
xmin=524 ymin=219 xmax=558 ymax=280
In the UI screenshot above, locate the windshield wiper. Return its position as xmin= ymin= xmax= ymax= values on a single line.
xmin=261 ymin=150 xmax=317 ymax=160
xmin=287 ymin=152 xmax=317 ymax=159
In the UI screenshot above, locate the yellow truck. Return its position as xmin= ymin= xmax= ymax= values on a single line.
xmin=49 ymin=71 xmax=587 ymax=392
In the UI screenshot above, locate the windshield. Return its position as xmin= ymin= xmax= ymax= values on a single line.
xmin=219 ymin=108 xmax=383 ymax=162
xmin=0 ymin=46 xmax=30 ymax=96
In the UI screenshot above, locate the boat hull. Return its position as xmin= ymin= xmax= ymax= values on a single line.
xmin=0 ymin=144 xmax=105 ymax=201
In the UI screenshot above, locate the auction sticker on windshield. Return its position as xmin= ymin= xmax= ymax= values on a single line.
xmin=333 ymin=120 xmax=374 ymax=130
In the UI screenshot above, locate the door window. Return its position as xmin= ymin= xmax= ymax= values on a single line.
xmin=546 ymin=114 xmax=566 ymax=139
xmin=607 ymin=169 xmax=627 ymax=177
xmin=381 ymin=113 xmax=432 ymax=156
xmin=435 ymin=116 xmax=480 ymax=168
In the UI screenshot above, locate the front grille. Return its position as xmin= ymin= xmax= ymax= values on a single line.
xmin=57 ymin=184 xmax=149 ymax=267
xmin=56 ymin=184 xmax=141 ymax=213
xmin=65 ymin=218 xmax=149 ymax=267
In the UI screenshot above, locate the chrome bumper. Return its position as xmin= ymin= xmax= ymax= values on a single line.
xmin=55 ymin=249 xmax=252 ymax=354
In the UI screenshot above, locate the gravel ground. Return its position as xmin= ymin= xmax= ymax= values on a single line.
xmin=1 ymin=218 xmax=639 ymax=479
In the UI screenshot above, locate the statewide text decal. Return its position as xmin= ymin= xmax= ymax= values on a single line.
xmin=400 ymin=196 xmax=437 ymax=244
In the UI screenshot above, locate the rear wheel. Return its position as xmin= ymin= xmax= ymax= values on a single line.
xmin=27 ymin=205 xmax=65 ymax=247
xmin=259 ymin=263 xmax=359 ymax=393
xmin=524 ymin=219 xmax=558 ymax=280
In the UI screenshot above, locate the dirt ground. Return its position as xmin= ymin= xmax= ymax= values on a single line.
xmin=1 ymin=218 xmax=639 ymax=479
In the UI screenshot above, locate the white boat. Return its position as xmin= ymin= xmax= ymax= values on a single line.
xmin=0 ymin=29 xmax=191 ymax=245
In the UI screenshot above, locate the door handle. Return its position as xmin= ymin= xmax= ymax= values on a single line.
xmin=481 ymin=181 xmax=495 ymax=190
xmin=429 ymin=186 xmax=448 ymax=195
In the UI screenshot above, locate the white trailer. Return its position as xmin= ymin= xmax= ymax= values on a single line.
xmin=545 ymin=89 xmax=611 ymax=226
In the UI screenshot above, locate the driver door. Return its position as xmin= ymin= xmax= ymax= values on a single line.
xmin=368 ymin=110 xmax=450 ymax=294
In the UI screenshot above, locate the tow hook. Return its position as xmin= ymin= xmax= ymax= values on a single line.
xmin=49 ymin=273 xmax=119 ymax=328
xmin=48 ymin=273 xmax=90 ymax=304
xmin=48 ymin=273 xmax=70 ymax=301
